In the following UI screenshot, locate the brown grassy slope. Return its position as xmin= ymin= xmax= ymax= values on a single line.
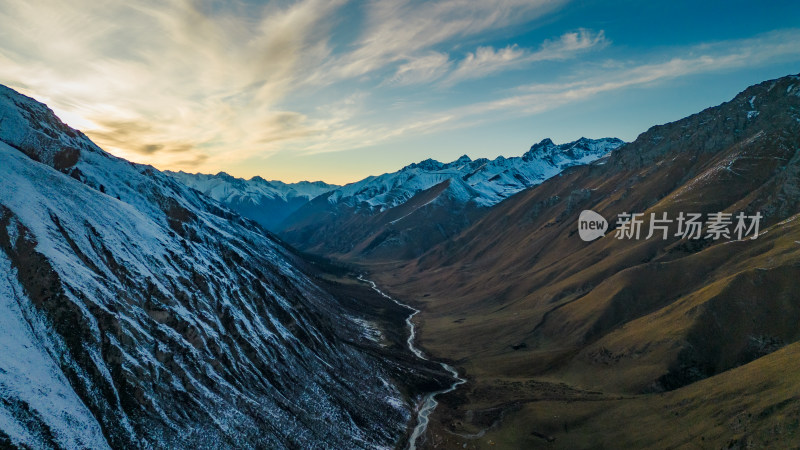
xmin=371 ymin=74 xmax=800 ymax=448
xmin=424 ymin=341 xmax=800 ymax=449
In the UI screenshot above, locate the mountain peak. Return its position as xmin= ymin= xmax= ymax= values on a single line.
xmin=405 ymin=158 xmax=445 ymax=171
xmin=523 ymin=138 xmax=557 ymax=161
xmin=249 ymin=175 xmax=275 ymax=187
xmin=443 ymin=154 xmax=472 ymax=169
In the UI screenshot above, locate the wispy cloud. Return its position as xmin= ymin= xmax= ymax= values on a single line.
xmin=0 ymin=0 xmax=342 ymax=168
xmin=294 ymin=29 xmax=800 ymax=155
xmin=319 ymin=0 xmax=569 ymax=82
xmin=484 ymin=28 xmax=800 ymax=115
xmin=442 ymin=29 xmax=607 ymax=85
xmin=387 ymin=52 xmax=453 ymax=86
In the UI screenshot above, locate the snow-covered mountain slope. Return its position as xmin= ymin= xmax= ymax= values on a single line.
xmin=279 ymin=137 xmax=624 ymax=260
xmin=166 ymin=171 xmax=338 ymax=231
xmin=0 ymin=85 xmax=419 ymax=448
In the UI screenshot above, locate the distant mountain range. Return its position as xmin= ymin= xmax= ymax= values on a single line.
xmin=166 ymin=171 xmax=338 ymax=230
xmin=278 ymin=137 xmax=623 ymax=260
xmin=169 ymin=138 xmax=624 ymax=255
xmin=326 ymin=137 xmax=623 ymax=210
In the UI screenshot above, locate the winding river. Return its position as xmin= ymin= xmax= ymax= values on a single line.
xmin=358 ymin=276 xmax=465 ymax=450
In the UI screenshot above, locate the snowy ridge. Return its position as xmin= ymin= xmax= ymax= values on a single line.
xmin=0 ymin=85 xmax=409 ymax=448
xmin=277 ymin=137 xmax=623 ymax=260
xmin=327 ymin=137 xmax=624 ymax=212
xmin=166 ymin=171 xmax=338 ymax=231
xmin=167 ymin=171 xmax=337 ymax=204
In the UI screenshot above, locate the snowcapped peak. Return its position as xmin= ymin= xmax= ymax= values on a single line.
xmin=164 ymin=170 xmax=339 ymax=229
xmin=0 ymin=83 xmax=105 ymax=176
xmin=404 ymin=158 xmax=445 ymax=171
xmin=305 ymin=180 xmax=334 ymax=187
xmin=443 ymin=154 xmax=472 ymax=169
xmin=523 ymin=136 xmax=625 ymax=163
xmin=280 ymin=136 xmax=626 ymax=258
xmin=249 ymin=175 xmax=274 ymax=186
xmin=316 ymin=137 xmax=624 ymax=214
xmin=523 ymin=138 xmax=557 ymax=161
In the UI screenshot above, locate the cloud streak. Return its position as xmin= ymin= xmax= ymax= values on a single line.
xmin=483 ymin=28 xmax=800 ymax=115
xmin=320 ymin=0 xmax=568 ymax=82
xmin=294 ymin=29 xmax=800 ymax=155
xmin=0 ymin=0 xmax=342 ymax=169
xmin=442 ymin=29 xmax=607 ymax=85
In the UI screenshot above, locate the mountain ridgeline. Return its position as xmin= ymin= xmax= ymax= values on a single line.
xmin=277 ymin=137 xmax=623 ymax=261
xmin=166 ymin=171 xmax=338 ymax=231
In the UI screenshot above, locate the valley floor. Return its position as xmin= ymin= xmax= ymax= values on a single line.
xmin=281 ymin=252 xmax=458 ymax=448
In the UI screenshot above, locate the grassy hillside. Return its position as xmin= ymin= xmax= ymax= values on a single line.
xmin=369 ymin=74 xmax=800 ymax=448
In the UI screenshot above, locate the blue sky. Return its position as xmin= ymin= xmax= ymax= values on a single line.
xmin=1 ymin=0 xmax=798 ymax=183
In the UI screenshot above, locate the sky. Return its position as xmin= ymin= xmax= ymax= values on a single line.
xmin=1 ymin=1 xmax=799 ymax=184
